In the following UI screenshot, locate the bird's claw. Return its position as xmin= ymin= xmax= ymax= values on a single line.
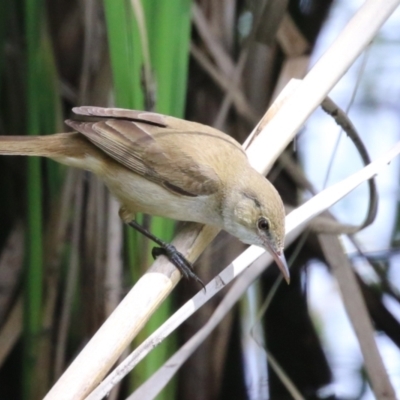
xmin=152 ymin=244 xmax=206 ymax=290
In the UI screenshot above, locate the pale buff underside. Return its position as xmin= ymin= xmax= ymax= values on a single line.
xmin=59 ymin=153 xmax=224 ymax=227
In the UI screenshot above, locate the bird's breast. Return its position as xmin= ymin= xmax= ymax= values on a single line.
xmin=101 ymin=164 xmax=223 ymax=226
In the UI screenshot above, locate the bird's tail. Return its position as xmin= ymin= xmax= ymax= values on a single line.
xmin=0 ymin=133 xmax=82 ymax=158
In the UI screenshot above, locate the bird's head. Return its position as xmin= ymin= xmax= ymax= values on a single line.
xmin=223 ymin=171 xmax=289 ymax=283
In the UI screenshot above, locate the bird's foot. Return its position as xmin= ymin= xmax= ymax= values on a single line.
xmin=152 ymin=244 xmax=205 ymax=290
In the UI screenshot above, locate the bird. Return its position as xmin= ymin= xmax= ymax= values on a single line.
xmin=0 ymin=106 xmax=289 ymax=285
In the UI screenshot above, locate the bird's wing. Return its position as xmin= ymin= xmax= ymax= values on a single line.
xmin=71 ymin=106 xmax=244 ymax=153
xmin=65 ymin=107 xmax=244 ymax=197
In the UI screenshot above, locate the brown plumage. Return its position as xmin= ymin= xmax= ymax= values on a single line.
xmin=0 ymin=106 xmax=289 ymax=282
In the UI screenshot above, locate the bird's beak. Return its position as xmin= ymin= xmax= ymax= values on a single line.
xmin=266 ymin=245 xmax=290 ymax=284
xmin=274 ymin=250 xmax=290 ymax=284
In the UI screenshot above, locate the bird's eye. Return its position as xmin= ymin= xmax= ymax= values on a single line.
xmin=258 ymin=217 xmax=270 ymax=232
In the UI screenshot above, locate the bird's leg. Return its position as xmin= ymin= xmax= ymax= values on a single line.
xmin=125 ymin=218 xmax=205 ymax=289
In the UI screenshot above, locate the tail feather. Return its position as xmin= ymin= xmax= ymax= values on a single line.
xmin=0 ymin=133 xmax=82 ymax=157
xmin=0 ymin=132 xmax=107 ymax=173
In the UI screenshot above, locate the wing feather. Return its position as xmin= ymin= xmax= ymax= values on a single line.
xmin=65 ymin=116 xmax=222 ymax=196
